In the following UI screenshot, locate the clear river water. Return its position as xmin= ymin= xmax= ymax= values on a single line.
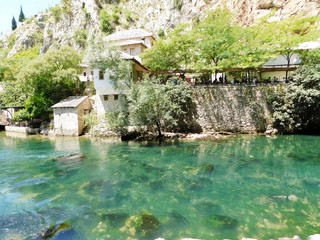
xmin=0 ymin=132 xmax=320 ymax=240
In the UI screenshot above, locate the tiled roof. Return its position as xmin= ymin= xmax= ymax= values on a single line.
xmin=52 ymin=96 xmax=88 ymax=108
xmin=104 ymin=29 xmax=154 ymax=41
xmin=116 ymin=40 xmax=148 ymax=48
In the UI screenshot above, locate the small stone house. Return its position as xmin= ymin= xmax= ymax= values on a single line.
xmin=52 ymin=96 xmax=91 ymax=136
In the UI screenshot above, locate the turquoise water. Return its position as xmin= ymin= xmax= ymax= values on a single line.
xmin=0 ymin=132 xmax=320 ymax=240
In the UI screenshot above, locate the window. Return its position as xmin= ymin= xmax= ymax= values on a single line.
xmin=114 ymin=95 xmax=119 ymax=100
xmin=99 ymin=71 xmax=104 ymax=80
xmin=130 ymin=48 xmax=135 ymax=55
xmin=104 ymin=95 xmax=108 ymax=101
xmin=83 ymin=72 xmax=87 ymax=76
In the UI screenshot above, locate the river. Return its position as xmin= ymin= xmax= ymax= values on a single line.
xmin=0 ymin=132 xmax=319 ymax=239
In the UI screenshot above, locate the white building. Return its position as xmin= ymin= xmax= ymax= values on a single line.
xmin=260 ymin=53 xmax=300 ymax=80
xmin=92 ymin=29 xmax=154 ymax=116
xmin=52 ymin=96 xmax=91 ymax=136
xmin=79 ymin=64 xmax=94 ymax=82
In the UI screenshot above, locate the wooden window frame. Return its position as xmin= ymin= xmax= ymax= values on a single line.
xmin=99 ymin=71 xmax=104 ymax=80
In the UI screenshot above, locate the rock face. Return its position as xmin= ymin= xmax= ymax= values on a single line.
xmin=1 ymin=0 xmax=319 ymax=57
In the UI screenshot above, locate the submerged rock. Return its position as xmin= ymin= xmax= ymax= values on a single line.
xmin=164 ymin=210 xmax=189 ymax=229
xmin=194 ymin=201 xmax=220 ymax=216
xmin=120 ymin=211 xmax=160 ymax=238
xmin=83 ymin=179 xmax=105 ymax=193
xmin=203 ymin=214 xmax=238 ymax=229
xmin=200 ymin=164 xmax=215 ymax=173
xmin=136 ymin=213 xmax=160 ymax=237
xmin=185 ymin=179 xmax=202 ymax=190
xmin=102 ymin=212 xmax=129 ymax=228
xmin=149 ymin=180 xmax=164 ymax=190
xmin=101 ymin=181 xmax=116 ymax=199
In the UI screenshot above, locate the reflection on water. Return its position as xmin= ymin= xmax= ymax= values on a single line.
xmin=0 ymin=132 xmax=320 ymax=239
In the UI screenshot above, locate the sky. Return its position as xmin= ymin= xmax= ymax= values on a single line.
xmin=0 ymin=0 xmax=61 ymax=34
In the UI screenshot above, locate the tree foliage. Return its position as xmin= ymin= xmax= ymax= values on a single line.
xmin=128 ymin=77 xmax=197 ymax=137
xmin=142 ymin=23 xmax=195 ymax=77
xmin=271 ymin=63 xmax=320 ymax=133
xmin=11 ymin=17 xmax=17 ymax=31
xmin=14 ymin=46 xmax=85 ymax=119
xmin=142 ymin=8 xmax=319 ymax=79
xmin=19 ymin=6 xmax=26 ymax=22
xmin=268 ymin=15 xmax=319 ymax=78
xmin=100 ymin=9 xmax=114 ymax=34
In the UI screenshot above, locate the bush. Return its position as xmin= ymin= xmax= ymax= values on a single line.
xmin=12 ymin=109 xmax=30 ymax=121
xmin=157 ymin=29 xmax=165 ymax=38
xmin=100 ymin=9 xmax=114 ymax=34
xmin=125 ymin=10 xmax=134 ymax=23
xmin=83 ymin=113 xmax=98 ymax=129
xmin=271 ymin=64 xmax=320 ymax=134
xmin=50 ymin=5 xmax=62 ymax=22
xmin=74 ymin=29 xmax=88 ymax=48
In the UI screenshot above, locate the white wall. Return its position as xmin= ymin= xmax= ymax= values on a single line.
xmin=54 ymin=108 xmax=79 ymax=136
xmin=122 ymin=44 xmax=143 ymax=56
xmin=80 ymin=67 xmax=94 ymax=82
xmin=261 ymin=71 xmax=294 ymax=81
xmin=144 ymin=36 xmax=154 ymax=48
xmin=95 ymin=93 xmax=124 ymax=116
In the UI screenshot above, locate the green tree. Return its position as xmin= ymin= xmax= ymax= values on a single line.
xmin=271 ymin=62 xmax=320 ymax=133
xmin=270 ymin=15 xmax=319 ymax=79
xmin=100 ymin=9 xmax=114 ymax=34
xmin=128 ymin=77 xmax=196 ymax=137
xmin=11 ymin=17 xmax=17 ymax=30
xmin=142 ymin=23 xmax=195 ymax=77
xmin=0 ymin=81 xmax=26 ymax=107
xmin=17 ymin=46 xmax=85 ymax=119
xmin=193 ymin=8 xmax=239 ymax=80
xmin=19 ymin=6 xmax=25 ymax=22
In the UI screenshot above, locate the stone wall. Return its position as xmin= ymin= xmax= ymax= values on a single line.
xmin=193 ymin=85 xmax=276 ymax=133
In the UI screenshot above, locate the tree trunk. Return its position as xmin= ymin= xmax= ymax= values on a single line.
xmin=286 ymin=54 xmax=291 ymax=80
xmin=156 ymin=122 xmax=162 ymax=138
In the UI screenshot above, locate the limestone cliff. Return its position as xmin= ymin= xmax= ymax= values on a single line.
xmin=0 ymin=0 xmax=319 ymax=57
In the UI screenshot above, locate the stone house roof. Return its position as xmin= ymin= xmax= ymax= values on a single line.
xmin=116 ymin=40 xmax=148 ymax=48
xmin=104 ymin=29 xmax=155 ymax=42
xmin=52 ymin=96 xmax=88 ymax=108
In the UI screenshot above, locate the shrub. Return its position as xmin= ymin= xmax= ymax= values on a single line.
xmin=74 ymin=29 xmax=88 ymax=48
xmin=157 ymin=29 xmax=165 ymax=38
xmin=83 ymin=113 xmax=98 ymax=129
xmin=50 ymin=5 xmax=62 ymax=22
xmin=271 ymin=64 xmax=320 ymax=134
xmin=100 ymin=9 xmax=114 ymax=34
